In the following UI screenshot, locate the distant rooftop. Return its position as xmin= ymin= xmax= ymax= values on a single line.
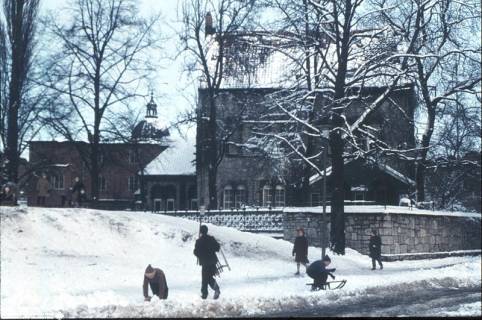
xmin=143 ymin=127 xmax=196 ymax=176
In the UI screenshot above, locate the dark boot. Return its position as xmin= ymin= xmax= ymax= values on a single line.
xmin=213 ymin=284 xmax=220 ymax=300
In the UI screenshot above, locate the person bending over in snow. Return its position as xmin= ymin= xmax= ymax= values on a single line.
xmin=306 ymin=255 xmax=336 ymax=290
xmin=193 ymin=225 xmax=221 ymax=300
xmin=143 ymin=264 xmax=168 ymax=301
xmin=369 ymin=229 xmax=383 ymax=270
xmin=292 ymin=227 xmax=309 ymax=275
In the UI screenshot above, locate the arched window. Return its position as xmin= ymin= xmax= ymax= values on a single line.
xmin=274 ymin=185 xmax=285 ymax=207
xmin=234 ymin=185 xmax=247 ymax=208
xmin=223 ymin=185 xmax=234 ymax=209
xmin=262 ymin=185 xmax=272 ymax=207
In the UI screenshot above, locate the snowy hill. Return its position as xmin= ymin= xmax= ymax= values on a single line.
xmin=1 ymin=207 xmax=480 ymax=318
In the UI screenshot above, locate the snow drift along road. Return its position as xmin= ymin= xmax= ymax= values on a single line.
xmin=1 ymin=207 xmax=480 ymax=318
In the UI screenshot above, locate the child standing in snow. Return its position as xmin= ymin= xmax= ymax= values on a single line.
xmin=292 ymin=227 xmax=309 ymax=275
xmin=143 ymin=264 xmax=169 ymax=301
xmin=369 ymin=229 xmax=383 ymax=270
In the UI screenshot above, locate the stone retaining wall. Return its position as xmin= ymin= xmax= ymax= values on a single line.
xmin=283 ymin=207 xmax=481 ymax=256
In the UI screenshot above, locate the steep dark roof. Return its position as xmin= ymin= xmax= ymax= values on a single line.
xmin=131 ymin=117 xmax=169 ymax=142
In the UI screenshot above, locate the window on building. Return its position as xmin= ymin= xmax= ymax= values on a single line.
xmin=274 ymin=185 xmax=285 ymax=207
xmin=128 ymin=150 xmax=138 ymax=164
xmin=262 ymin=185 xmax=272 ymax=207
xmin=166 ymin=198 xmax=175 ymax=211
xmin=99 ymin=176 xmax=107 ymax=192
xmin=190 ymin=199 xmax=198 ymax=210
xmin=234 ymin=185 xmax=247 ymax=208
xmin=128 ymin=176 xmax=139 ymax=193
xmin=223 ymin=185 xmax=234 ymax=209
xmin=227 ymin=143 xmax=238 ymax=155
xmin=51 ymin=174 xmax=64 ymax=190
xmin=311 ymin=193 xmax=320 ymax=206
xmin=351 ymin=185 xmax=367 ymax=201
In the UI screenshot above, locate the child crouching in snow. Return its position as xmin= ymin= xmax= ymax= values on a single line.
xmin=306 ymin=255 xmax=336 ymax=290
xmin=143 ymin=264 xmax=169 ymax=301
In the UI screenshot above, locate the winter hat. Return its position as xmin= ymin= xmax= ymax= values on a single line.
xmin=145 ymin=264 xmax=154 ymax=274
xmin=322 ymin=255 xmax=331 ymax=262
xmin=200 ymin=225 xmax=208 ymax=235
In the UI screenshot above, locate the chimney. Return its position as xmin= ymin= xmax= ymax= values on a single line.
xmin=205 ymin=12 xmax=215 ymax=36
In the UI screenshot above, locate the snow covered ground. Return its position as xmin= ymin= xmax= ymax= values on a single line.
xmin=1 ymin=206 xmax=480 ymax=318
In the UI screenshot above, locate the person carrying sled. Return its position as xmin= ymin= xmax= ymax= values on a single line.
xmin=369 ymin=229 xmax=383 ymax=270
xmin=306 ymin=255 xmax=336 ymax=290
xmin=143 ymin=264 xmax=168 ymax=301
xmin=292 ymin=227 xmax=309 ymax=275
xmin=193 ymin=225 xmax=221 ymax=300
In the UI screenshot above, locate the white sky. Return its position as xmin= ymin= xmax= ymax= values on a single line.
xmin=38 ymin=0 xmax=195 ymax=141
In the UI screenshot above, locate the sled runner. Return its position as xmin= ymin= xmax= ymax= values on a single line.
xmin=306 ymin=280 xmax=347 ymax=291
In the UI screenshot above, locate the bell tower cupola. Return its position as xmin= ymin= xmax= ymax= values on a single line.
xmin=146 ymin=91 xmax=158 ymax=118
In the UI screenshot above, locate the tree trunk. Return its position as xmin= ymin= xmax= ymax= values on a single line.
xmin=89 ymin=64 xmax=102 ymax=206
xmin=207 ymin=92 xmax=218 ymax=210
xmin=416 ymin=106 xmax=435 ymax=202
xmin=6 ymin=0 xmax=27 ymax=186
xmin=329 ymin=129 xmax=345 ymax=255
xmin=90 ymin=130 xmax=100 ymax=205
xmin=327 ymin=0 xmax=352 ymax=255
xmin=415 ymin=161 xmax=425 ymax=201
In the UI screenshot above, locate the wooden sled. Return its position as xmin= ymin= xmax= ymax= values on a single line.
xmin=306 ymin=280 xmax=347 ymax=291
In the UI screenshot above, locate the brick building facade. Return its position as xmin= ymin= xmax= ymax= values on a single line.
xmin=27 ymin=141 xmax=163 ymax=208
xmin=27 ymin=95 xmax=197 ymax=211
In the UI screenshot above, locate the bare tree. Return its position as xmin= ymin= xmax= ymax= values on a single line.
xmin=248 ymin=0 xmax=417 ymax=254
xmin=425 ymin=77 xmax=480 ymax=211
xmin=178 ymin=0 xmax=256 ymax=209
xmin=0 ymin=0 xmax=39 ymax=187
xmin=376 ymin=0 xmax=481 ymax=201
xmin=41 ymin=0 xmax=161 ymax=204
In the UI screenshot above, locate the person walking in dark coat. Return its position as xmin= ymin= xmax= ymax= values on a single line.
xmin=193 ymin=225 xmax=221 ymax=300
xmin=143 ymin=264 xmax=168 ymax=301
xmin=0 ymin=185 xmax=16 ymax=206
xmin=71 ymin=177 xmax=85 ymax=207
xmin=369 ymin=229 xmax=383 ymax=270
xmin=292 ymin=227 xmax=309 ymax=275
xmin=307 ymin=255 xmax=336 ymax=290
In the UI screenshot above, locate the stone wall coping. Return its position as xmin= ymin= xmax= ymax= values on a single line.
xmin=382 ymin=249 xmax=481 ymax=257
xmin=283 ymin=205 xmax=481 ymax=219
xmin=159 ymin=208 xmax=283 ymax=214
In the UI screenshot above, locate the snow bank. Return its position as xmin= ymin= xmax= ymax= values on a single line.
xmin=1 ymin=206 xmax=480 ymax=318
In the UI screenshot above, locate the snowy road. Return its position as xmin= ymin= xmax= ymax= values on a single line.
xmin=264 ymin=281 xmax=481 ymax=317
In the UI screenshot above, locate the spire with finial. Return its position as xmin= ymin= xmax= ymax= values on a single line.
xmin=146 ymin=91 xmax=158 ymax=118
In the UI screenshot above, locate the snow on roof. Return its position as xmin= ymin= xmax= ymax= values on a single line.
xmin=144 ymin=116 xmax=170 ymax=131
xmin=143 ymin=128 xmax=196 ymax=176
xmin=309 ymin=156 xmax=416 ymax=186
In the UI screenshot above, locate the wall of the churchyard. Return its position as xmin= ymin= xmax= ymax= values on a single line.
xmin=283 ymin=207 xmax=481 ymax=257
